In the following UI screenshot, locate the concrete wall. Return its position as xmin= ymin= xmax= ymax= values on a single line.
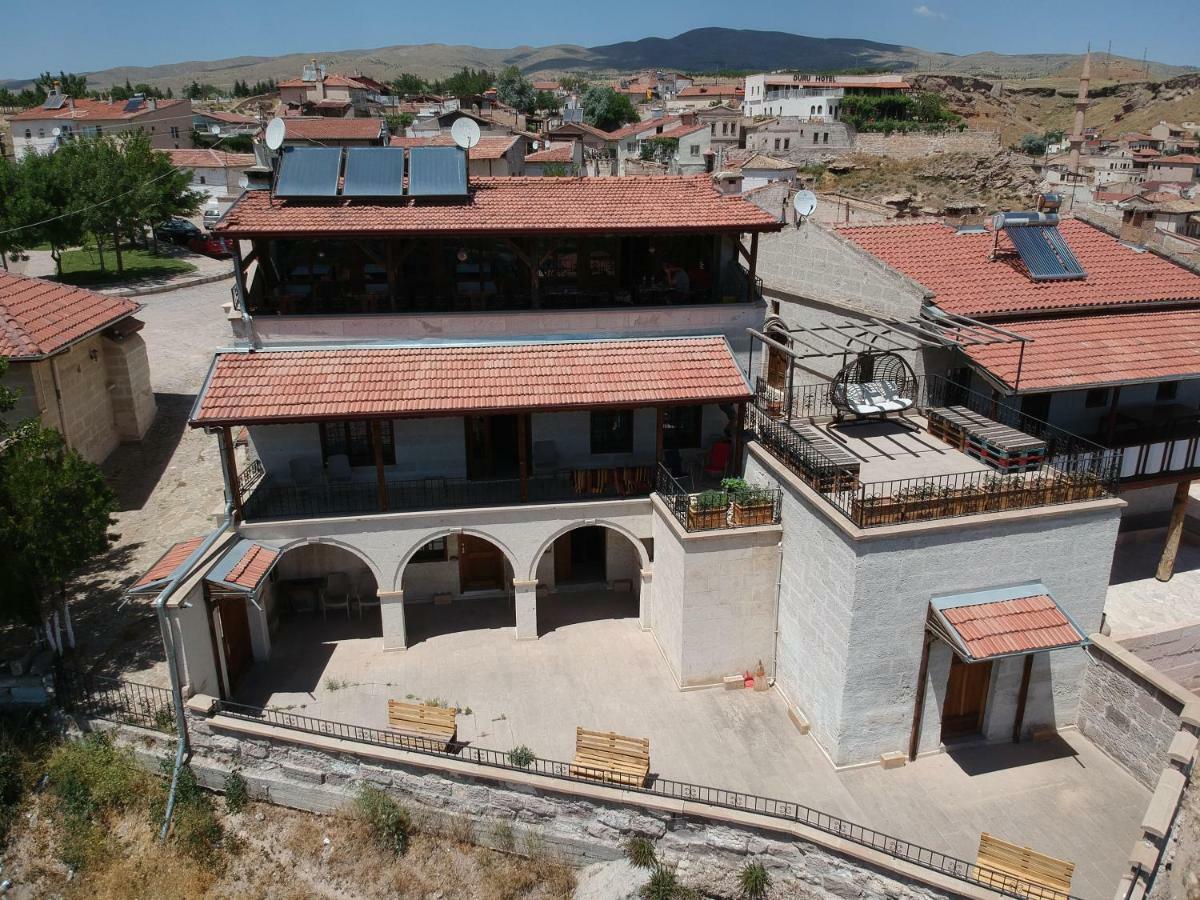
xmin=102 ymin=333 xmax=156 ymax=442
xmin=852 ymin=131 xmax=1001 ymax=160
xmin=43 ymin=334 xmax=119 ymax=464
xmin=1119 ymin=623 xmax=1200 ymax=692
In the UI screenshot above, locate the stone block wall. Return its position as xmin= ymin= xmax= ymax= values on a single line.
xmin=101 ymin=333 xmax=156 ymax=442
xmin=44 ymin=335 xmax=120 ymax=464
xmin=1120 ymin=624 xmax=1200 ymax=692
xmin=852 ymin=131 xmax=1002 ymax=160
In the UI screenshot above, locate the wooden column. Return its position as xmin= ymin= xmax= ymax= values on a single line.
xmin=371 ymin=420 xmax=388 ymax=512
xmin=517 ymin=414 xmax=529 ymax=502
xmin=747 ymin=232 xmax=760 ymax=300
xmin=731 ymin=402 xmax=746 ymax=472
xmin=655 ymin=407 xmax=665 ymax=465
xmin=909 ymin=635 xmax=933 ymax=760
xmin=1104 ymin=386 xmax=1123 ymax=445
xmin=221 ymin=426 xmax=244 ymax=522
xmin=1012 ymin=654 xmax=1034 ymax=743
xmin=1156 ymin=479 xmax=1193 ymax=582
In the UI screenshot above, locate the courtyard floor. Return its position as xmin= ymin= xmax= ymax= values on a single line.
xmin=1104 ymin=527 xmax=1200 ymax=638
xmin=235 ymin=591 xmax=1147 ymax=899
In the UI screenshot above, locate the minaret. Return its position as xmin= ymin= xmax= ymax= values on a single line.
xmin=1067 ymin=52 xmax=1091 ymax=176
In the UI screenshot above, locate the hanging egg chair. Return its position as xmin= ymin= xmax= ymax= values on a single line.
xmin=829 ymin=351 xmax=918 ymax=424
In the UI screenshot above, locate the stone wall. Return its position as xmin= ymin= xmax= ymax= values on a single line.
xmin=852 ymin=131 xmax=1001 ymax=160
xmin=1120 ymin=624 xmax=1200 ymax=692
xmin=83 ymin=702 xmax=978 ymax=900
xmin=43 ymin=334 xmax=120 ymax=464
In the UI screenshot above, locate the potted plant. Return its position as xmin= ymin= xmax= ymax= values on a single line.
xmin=852 ymin=492 xmax=904 ymax=526
xmin=687 ymin=490 xmax=729 ymax=530
xmin=724 ymin=478 xmax=777 ymax=526
xmin=895 ymin=483 xmax=948 ymax=521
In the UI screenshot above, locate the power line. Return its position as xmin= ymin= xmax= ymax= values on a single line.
xmin=0 ymin=167 xmax=182 ymax=236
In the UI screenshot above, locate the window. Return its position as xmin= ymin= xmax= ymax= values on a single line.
xmin=24 ymin=129 xmax=31 ymax=139
xmin=1156 ymin=381 xmax=1180 ymax=401
xmin=783 ymin=138 xmax=790 ymax=150
xmin=823 ymin=133 xmax=829 ymax=144
xmin=198 ymin=175 xmax=206 ymax=184
xmin=813 ymin=132 xmax=819 ymax=144
xmin=663 ymin=405 xmax=703 ymax=450
xmin=320 ymin=420 xmax=395 ymax=467
xmin=590 ymin=410 xmax=633 ymax=454
xmin=170 ymin=126 xmax=180 ymax=138
xmin=411 ymin=538 xmax=447 ymax=564
xmin=37 ymin=128 xmax=44 ymax=138
xmin=1084 ymin=388 xmax=1111 ymax=409
xmin=689 ymin=144 xmax=699 ymax=156
xmin=774 ymin=138 xmax=780 ymax=150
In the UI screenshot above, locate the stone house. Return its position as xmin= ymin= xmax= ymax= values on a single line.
xmin=0 ymin=272 xmax=156 ymax=463
xmin=10 ymin=90 xmax=193 ymax=157
xmin=164 ymin=148 xmax=256 ymax=204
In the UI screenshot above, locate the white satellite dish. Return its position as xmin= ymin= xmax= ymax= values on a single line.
xmin=238 ymin=174 xmax=250 ymax=189
xmin=51 ymin=127 xmax=61 ymax=137
xmin=793 ymin=190 xmax=818 ymax=220
xmin=209 ymin=124 xmax=222 ymax=136
xmin=264 ymin=117 xmax=287 ymax=151
xmin=451 ymin=117 xmax=481 ymax=150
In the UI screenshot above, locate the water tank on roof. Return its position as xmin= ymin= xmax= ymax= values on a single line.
xmin=991 ymin=211 xmax=1059 ymax=230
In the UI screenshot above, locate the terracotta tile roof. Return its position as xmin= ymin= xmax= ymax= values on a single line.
xmin=223 ymin=544 xmax=280 ymax=590
xmin=677 ymin=84 xmax=743 ymax=98
xmin=322 ymin=74 xmax=369 ymax=89
xmin=525 ymin=141 xmax=575 ymax=163
xmin=836 ymin=218 xmax=1200 ymax=318
xmin=10 ymin=98 xmax=188 ymax=122
xmin=658 ymin=123 xmax=707 ymax=140
xmin=196 ymin=110 xmax=260 ymax=125
xmin=1152 ymin=154 xmax=1200 ymax=165
xmin=190 ymin=337 xmax=751 ymax=426
xmin=550 ymin=122 xmax=614 ymax=141
xmin=941 ymin=595 xmax=1084 ymax=661
xmin=388 ymin=134 xmax=454 ymax=148
xmin=215 ymin=174 xmax=782 ymax=237
xmin=606 ymin=117 xmax=680 ymax=140
xmin=314 ymin=99 xmax=351 ymax=110
xmin=164 ymin=149 xmax=256 ymax=169
xmin=0 ymin=272 xmax=139 ymax=360
xmin=963 ymin=308 xmax=1200 ymax=392
xmin=133 ymin=537 xmax=204 ymax=589
xmin=282 ymin=117 xmax=384 ymax=140
xmin=469 ymin=135 xmax=521 ymax=160
xmin=532 ymin=81 xmax=561 ymax=91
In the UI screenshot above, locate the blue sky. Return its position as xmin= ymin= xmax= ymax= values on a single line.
xmin=4 ymin=0 xmax=1196 ymax=79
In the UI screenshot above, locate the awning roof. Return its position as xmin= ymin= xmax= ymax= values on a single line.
xmin=127 ymin=537 xmax=205 ymax=595
xmin=205 ymin=540 xmax=281 ymax=594
xmin=190 ymin=337 xmax=752 ymax=427
xmin=928 ymin=584 xmax=1087 ymax=663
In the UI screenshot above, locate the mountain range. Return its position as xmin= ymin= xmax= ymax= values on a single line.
xmin=3 ymin=28 xmax=1194 ymax=94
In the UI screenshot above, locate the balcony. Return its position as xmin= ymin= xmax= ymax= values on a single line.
xmin=750 ymin=375 xmax=1120 ymax=529
xmin=1103 ymin=406 xmax=1200 ymax=483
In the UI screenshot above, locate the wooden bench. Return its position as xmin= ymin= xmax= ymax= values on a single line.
xmin=570 ymin=727 xmax=650 ymax=787
xmin=975 ymin=832 xmax=1074 ymax=899
xmin=387 ymin=700 xmax=457 ymax=749
xmin=793 ymin=424 xmax=862 ymax=491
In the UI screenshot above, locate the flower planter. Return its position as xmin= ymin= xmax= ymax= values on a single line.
xmin=687 ymin=505 xmax=728 ymax=530
xmin=732 ymin=500 xmax=775 ymax=526
xmin=897 ymin=494 xmax=948 ymax=522
xmin=946 ymin=486 xmax=988 ymax=515
xmin=852 ymin=495 xmax=904 ymax=526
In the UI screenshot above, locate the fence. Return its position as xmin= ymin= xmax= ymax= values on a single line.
xmin=655 ymin=464 xmax=782 ymax=531
xmin=56 ymin=668 xmax=175 ymax=732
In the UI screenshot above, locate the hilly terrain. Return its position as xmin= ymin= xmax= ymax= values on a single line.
xmin=3 ymin=28 xmax=1193 ymax=95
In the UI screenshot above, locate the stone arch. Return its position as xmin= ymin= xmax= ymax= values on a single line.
xmin=275 ymin=536 xmax=383 ymax=587
xmin=391 ymin=527 xmax=521 ymax=592
xmin=526 ymin=519 xmax=650 ymax=583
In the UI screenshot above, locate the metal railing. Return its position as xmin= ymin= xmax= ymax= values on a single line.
xmin=207 ymin=696 xmax=1074 ymax=900
xmin=751 ymin=374 xmax=1121 ymax=528
xmin=655 ymin=464 xmax=781 ymax=531
xmin=56 ymin=668 xmax=175 ymax=733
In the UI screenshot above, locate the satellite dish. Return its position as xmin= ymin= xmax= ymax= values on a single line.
xmin=793 ymin=190 xmax=818 ymax=220
xmin=451 ymin=117 xmax=481 ymax=150
xmin=209 ymin=124 xmax=222 ymax=136
xmin=51 ymin=127 xmax=61 ymax=137
xmin=238 ymin=175 xmax=249 ymax=189
xmin=264 ymin=117 xmax=287 ymax=151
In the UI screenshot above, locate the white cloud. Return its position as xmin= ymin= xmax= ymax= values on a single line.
xmin=913 ymin=4 xmax=947 ymax=18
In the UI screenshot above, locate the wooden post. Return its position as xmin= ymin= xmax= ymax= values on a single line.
xmin=1156 ymin=479 xmax=1192 ymax=582
xmin=655 ymin=407 xmax=665 ymax=465
xmin=1104 ymin=386 xmax=1122 ymax=445
xmin=731 ymin=402 xmax=746 ymax=472
xmin=372 ymin=420 xmax=388 ymax=512
xmin=1012 ymin=654 xmax=1034 ymax=743
xmin=517 ymin=414 xmax=529 ymax=502
xmin=909 ymin=635 xmax=932 ymax=761
xmin=747 ymin=232 xmax=759 ymax=300
xmin=221 ymin=426 xmax=244 ymax=522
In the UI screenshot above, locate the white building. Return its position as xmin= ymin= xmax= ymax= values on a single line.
xmin=10 ymin=90 xmax=193 ymax=157
xmin=741 ymin=73 xmax=909 ymax=121
xmin=165 ymin=148 xmax=256 ymax=204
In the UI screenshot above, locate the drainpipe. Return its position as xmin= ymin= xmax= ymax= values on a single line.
xmin=48 ymin=355 xmax=72 ymax=447
xmin=770 ymin=537 xmax=784 ymax=683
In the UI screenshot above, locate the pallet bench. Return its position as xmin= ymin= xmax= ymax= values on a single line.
xmin=926 ymin=406 xmax=1046 ymax=474
xmin=387 ymin=700 xmax=457 ymax=750
xmin=793 ymin=424 xmax=862 ymax=491
xmin=975 ymin=832 xmax=1074 ymax=899
xmin=569 ymin=727 xmax=650 ymax=787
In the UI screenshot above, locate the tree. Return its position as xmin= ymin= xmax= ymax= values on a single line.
xmin=384 ymin=112 xmax=414 ymax=134
xmin=7 ymin=149 xmax=84 ymax=276
xmin=0 ymin=419 xmax=116 ymax=637
xmin=533 ymin=90 xmax=561 ymax=115
xmin=497 ymin=66 xmax=536 ymax=115
xmin=559 ymin=74 xmax=590 ymax=95
xmin=1018 ymin=133 xmax=1049 ymax=156
xmin=390 ymin=73 xmax=430 ymax=96
xmin=581 ymin=86 xmax=638 ymax=132
xmin=435 ymin=67 xmax=494 ymax=101
xmin=36 ymin=71 xmax=88 ymax=99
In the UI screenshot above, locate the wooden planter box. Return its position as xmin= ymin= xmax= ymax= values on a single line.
xmin=687 ymin=505 xmax=728 ymax=530
xmin=852 ymin=496 xmax=905 ymax=526
xmin=897 ymin=494 xmax=948 ymax=522
xmin=732 ymin=500 xmax=775 ymax=526
xmin=945 ymin=486 xmax=989 ymax=515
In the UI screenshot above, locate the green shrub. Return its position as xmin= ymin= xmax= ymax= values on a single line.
xmin=507 ymin=745 xmax=536 ymax=768
xmin=625 ymin=834 xmax=657 ymax=869
xmin=171 ymin=795 xmax=225 ymax=863
xmin=691 ymin=490 xmax=727 ymax=511
xmin=151 ymin=703 xmax=175 ymax=734
xmin=355 ymin=785 xmax=411 ymax=855
xmin=720 ymin=477 xmax=748 ymax=493
xmin=640 ymin=865 xmax=695 ymax=899
xmin=739 ymin=861 xmax=771 ymax=899
xmin=48 ymin=734 xmax=146 ymax=821
xmin=224 ymin=768 xmax=248 ymax=813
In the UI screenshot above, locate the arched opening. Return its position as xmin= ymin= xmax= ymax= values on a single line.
xmin=400 ymin=533 xmax=516 ymax=646
xmin=533 ymin=524 xmax=647 ymax=637
xmin=234 ymin=541 xmax=380 ymax=706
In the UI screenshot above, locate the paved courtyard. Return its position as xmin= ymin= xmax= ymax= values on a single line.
xmin=1104 ymin=527 xmax=1200 ymax=638
xmin=236 ymin=591 xmax=1147 ymax=899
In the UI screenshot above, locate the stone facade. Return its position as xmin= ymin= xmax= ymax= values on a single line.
xmin=852 ymin=131 xmax=1001 ymax=161
xmin=1119 ymin=624 xmax=1200 ymax=693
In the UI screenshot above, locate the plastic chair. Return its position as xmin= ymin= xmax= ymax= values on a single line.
xmin=355 ymin=574 xmax=380 ymax=619
xmin=322 ymin=572 xmax=352 ymax=619
xmin=703 ymin=440 xmax=732 ymax=478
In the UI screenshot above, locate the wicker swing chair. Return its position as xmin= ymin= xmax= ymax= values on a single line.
xmin=829 ymin=352 xmax=918 ymax=424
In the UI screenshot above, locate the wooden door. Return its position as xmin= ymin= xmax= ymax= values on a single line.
xmin=941 ymin=656 xmax=992 ymax=741
xmin=766 ymin=344 xmax=788 ymax=390
xmin=458 ymin=536 xmax=505 ymax=592
xmin=216 ymin=595 xmax=253 ymax=692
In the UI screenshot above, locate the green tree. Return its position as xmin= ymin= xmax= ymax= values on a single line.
xmin=384 ymin=112 xmax=414 ymax=134
xmin=559 ymin=74 xmax=590 ymax=95
xmin=497 ymin=66 xmax=536 ymax=114
xmin=7 ymin=149 xmax=84 ymax=276
xmin=581 ymin=86 xmax=638 ymax=132
xmin=390 ymin=73 xmax=430 ymax=95
xmin=0 ymin=420 xmax=116 ymax=633
xmin=1018 ymin=133 xmax=1049 ymax=156
xmin=36 ymin=71 xmax=89 ymax=99
xmin=435 ymin=67 xmax=494 ymax=101
xmin=533 ymin=90 xmax=561 ymax=115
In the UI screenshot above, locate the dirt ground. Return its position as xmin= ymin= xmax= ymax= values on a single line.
xmin=1157 ymin=776 xmax=1200 ymax=900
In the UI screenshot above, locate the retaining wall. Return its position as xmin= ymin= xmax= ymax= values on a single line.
xmin=852 ymin=131 xmax=1001 ymax=160
xmin=1120 ymin=624 xmax=1200 ymax=694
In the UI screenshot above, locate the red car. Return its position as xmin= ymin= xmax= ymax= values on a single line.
xmin=188 ymin=234 xmax=233 ymax=259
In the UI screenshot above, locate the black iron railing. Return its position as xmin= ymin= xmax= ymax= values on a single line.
xmin=208 ymin=697 xmax=1075 ymax=900
xmin=56 ymin=668 xmax=175 ymax=733
xmin=655 ymin=464 xmax=781 ymax=531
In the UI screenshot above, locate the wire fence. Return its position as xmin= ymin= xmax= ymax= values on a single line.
xmin=56 ymin=667 xmax=175 ymax=733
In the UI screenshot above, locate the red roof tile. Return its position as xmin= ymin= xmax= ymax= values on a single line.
xmin=964 ymin=308 xmax=1200 ymax=392
xmin=164 ymin=149 xmax=256 ymax=169
xmin=468 ymin=135 xmax=521 ymax=160
xmin=196 ymin=109 xmax=260 ymax=125
xmin=837 ymin=218 xmax=1200 ymax=317
xmin=282 ymin=117 xmax=384 ymax=140
xmin=133 ymin=537 xmax=204 ymax=589
xmin=224 ymin=544 xmax=280 ymax=590
xmin=1152 ymin=155 xmax=1200 ymax=165
xmin=658 ymin=123 xmax=707 ymax=140
xmin=190 ymin=337 xmax=751 ymax=426
xmin=525 ymin=141 xmax=575 ymax=163
xmin=605 ymin=117 xmax=681 ymax=140
xmin=677 ymin=84 xmax=743 ymax=98
xmin=941 ymin=595 xmax=1084 ymax=660
xmin=215 ymin=174 xmax=781 ymax=237
xmin=10 ymin=98 xmax=188 ymax=122
xmin=0 ymin=272 xmax=139 ymax=360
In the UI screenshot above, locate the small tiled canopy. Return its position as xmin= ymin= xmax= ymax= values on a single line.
xmin=126 ymin=537 xmax=205 ymax=596
xmin=205 ymin=540 xmax=281 ymax=594
xmin=927 ymin=584 xmax=1087 ymax=663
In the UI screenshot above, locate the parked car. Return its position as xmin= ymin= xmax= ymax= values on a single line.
xmin=154 ymin=218 xmax=202 ymax=245
xmin=188 ymin=234 xmax=233 ymax=259
xmin=202 ymin=207 xmax=223 ymax=229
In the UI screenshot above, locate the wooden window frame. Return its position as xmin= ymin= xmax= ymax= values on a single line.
xmin=590 ymin=409 xmax=634 ymax=455
xmin=319 ymin=419 xmax=396 ymax=467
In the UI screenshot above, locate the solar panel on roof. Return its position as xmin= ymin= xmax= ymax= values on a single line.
xmin=274 ymin=147 xmax=343 ymax=198
xmin=42 ymin=93 xmax=66 ymax=110
xmin=1005 ymin=225 xmax=1087 ymax=282
xmin=123 ymin=98 xmax=143 ymax=113
xmin=341 ymin=147 xmax=405 ymax=197
xmin=407 ymin=146 xmax=467 ymax=197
